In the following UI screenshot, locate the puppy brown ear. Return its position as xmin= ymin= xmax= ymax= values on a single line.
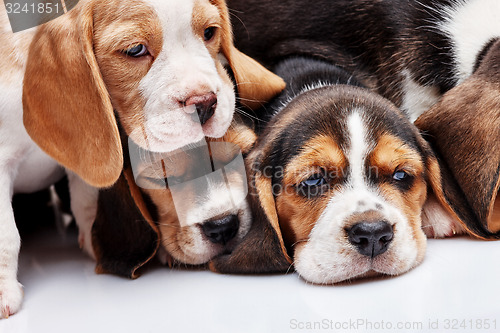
xmin=22 ymin=2 xmax=122 ymax=188
xmin=209 ymin=151 xmax=292 ymax=274
xmin=415 ymin=46 xmax=500 ymax=237
xmin=92 ymin=169 xmax=160 ymax=278
xmin=211 ymin=0 xmax=285 ymax=109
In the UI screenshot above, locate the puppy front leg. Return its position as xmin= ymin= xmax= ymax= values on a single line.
xmin=67 ymin=171 xmax=99 ymax=260
xmin=0 ymin=172 xmax=23 ymax=318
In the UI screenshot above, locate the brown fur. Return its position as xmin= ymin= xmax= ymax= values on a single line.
xmin=141 ymin=123 xmax=253 ymax=264
xmin=23 ymin=2 xmax=123 ymax=187
xmin=209 ymin=0 xmax=285 ymax=109
xmin=211 ymin=81 xmax=467 ymax=277
xmin=21 ymin=0 xmax=285 ymax=187
xmin=369 ymin=134 xmax=424 ymax=178
xmin=276 ymin=135 xmax=346 ymax=247
xmin=415 ymin=40 xmax=500 ymax=238
xmin=92 ymin=120 xmax=256 ymax=277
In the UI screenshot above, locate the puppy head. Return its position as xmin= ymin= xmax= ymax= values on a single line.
xmin=213 ymin=86 xmax=460 ymax=282
xmin=92 ymin=122 xmax=256 ymax=276
xmin=22 ymin=0 xmax=284 ymax=187
xmin=132 ymin=123 xmax=256 ymax=265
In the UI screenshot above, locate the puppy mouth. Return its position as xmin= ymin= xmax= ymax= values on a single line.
xmin=295 ymin=229 xmax=421 ymax=284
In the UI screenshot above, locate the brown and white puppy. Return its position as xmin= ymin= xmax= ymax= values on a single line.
xmin=210 ymin=57 xmax=496 ymax=283
xmin=23 ymin=0 xmax=284 ymax=187
xmin=91 ymin=120 xmax=257 ymax=278
xmin=0 ymin=0 xmax=283 ymax=317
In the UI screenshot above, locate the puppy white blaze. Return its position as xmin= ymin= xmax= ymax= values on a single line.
xmin=133 ymin=0 xmax=235 ymax=152
xmin=346 ymin=111 xmax=369 ymax=189
xmin=440 ymin=0 xmax=500 ymax=83
xmin=294 ymin=111 xmax=421 ymax=284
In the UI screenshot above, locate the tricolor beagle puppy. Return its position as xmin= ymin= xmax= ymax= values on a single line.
xmin=224 ymin=0 xmax=500 ymax=244
xmin=211 ymin=56 xmax=476 ymax=282
xmin=90 ymin=120 xmax=257 ymax=278
xmin=0 ymin=0 xmax=283 ymax=317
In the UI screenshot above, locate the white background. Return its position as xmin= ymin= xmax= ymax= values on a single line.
xmin=1 ymin=227 xmax=499 ymax=333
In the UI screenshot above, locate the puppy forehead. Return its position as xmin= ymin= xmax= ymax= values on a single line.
xmin=370 ymin=134 xmax=424 ymax=172
xmin=93 ymin=0 xmax=162 ymax=43
xmin=265 ymin=86 xmax=420 ymax=170
xmin=144 ymin=0 xmax=195 ymax=21
xmin=145 ymin=0 xmax=219 ymax=30
xmin=284 ymin=135 xmax=346 ymax=183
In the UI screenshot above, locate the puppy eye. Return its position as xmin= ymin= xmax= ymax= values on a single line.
xmin=124 ymin=44 xmax=148 ymax=57
xmin=393 ymin=170 xmax=408 ymax=181
xmin=297 ymin=173 xmax=329 ymax=199
xmin=301 ymin=174 xmax=327 ymax=187
xmin=204 ymin=27 xmax=217 ymax=42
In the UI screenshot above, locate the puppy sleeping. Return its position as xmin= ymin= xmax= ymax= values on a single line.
xmin=210 ymin=57 xmax=476 ymax=283
xmin=228 ymin=0 xmax=499 ymax=237
xmin=91 ymin=120 xmax=257 ymax=277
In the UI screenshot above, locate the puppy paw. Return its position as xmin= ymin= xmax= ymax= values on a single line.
xmin=0 ymin=280 xmax=24 ymax=318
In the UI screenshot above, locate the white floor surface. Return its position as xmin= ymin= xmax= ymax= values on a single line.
xmin=1 ymin=227 xmax=499 ymax=333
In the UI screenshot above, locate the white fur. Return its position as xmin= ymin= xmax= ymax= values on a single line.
xmin=132 ymin=0 xmax=235 ymax=153
xmin=67 ymin=171 xmax=99 ymax=259
xmin=163 ymin=146 xmax=251 ymax=264
xmin=294 ymin=111 xmax=423 ymax=284
xmin=421 ymin=194 xmax=465 ymax=238
xmin=0 ymin=0 xmax=238 ymax=317
xmin=440 ymin=0 xmax=500 ymax=83
xmin=346 ymin=112 xmax=369 ymax=188
xmin=130 ymin=139 xmax=251 ymax=265
xmin=400 ymin=69 xmax=441 ymax=122
xmin=0 ymin=23 xmax=64 ymax=315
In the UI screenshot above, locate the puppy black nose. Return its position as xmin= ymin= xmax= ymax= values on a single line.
xmin=201 ymin=214 xmax=239 ymax=245
xmin=184 ymin=93 xmax=217 ymax=125
xmin=347 ymin=221 xmax=393 ymax=258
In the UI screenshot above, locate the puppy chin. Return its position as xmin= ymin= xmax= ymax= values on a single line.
xmin=294 ymin=244 xmax=371 ymax=285
xmin=294 ymin=230 xmax=425 ymax=284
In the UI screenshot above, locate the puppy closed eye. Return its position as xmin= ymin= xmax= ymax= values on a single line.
xmin=297 ymin=171 xmax=329 ymax=198
xmin=302 ymin=174 xmax=327 ymax=187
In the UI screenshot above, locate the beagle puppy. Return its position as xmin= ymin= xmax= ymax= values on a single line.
xmin=0 ymin=0 xmax=284 ymax=317
xmin=226 ymin=0 xmax=499 ymax=241
xmin=90 ymin=120 xmax=256 ymax=278
xmin=210 ymin=56 xmax=498 ymax=283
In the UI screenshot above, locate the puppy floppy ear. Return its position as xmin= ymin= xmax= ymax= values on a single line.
xmin=415 ymin=43 xmax=500 ymax=237
xmin=22 ymin=2 xmax=122 ymax=188
xmin=92 ymin=168 xmax=160 ymax=278
xmin=209 ymin=150 xmax=292 ymax=274
xmin=210 ymin=0 xmax=285 ymax=109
